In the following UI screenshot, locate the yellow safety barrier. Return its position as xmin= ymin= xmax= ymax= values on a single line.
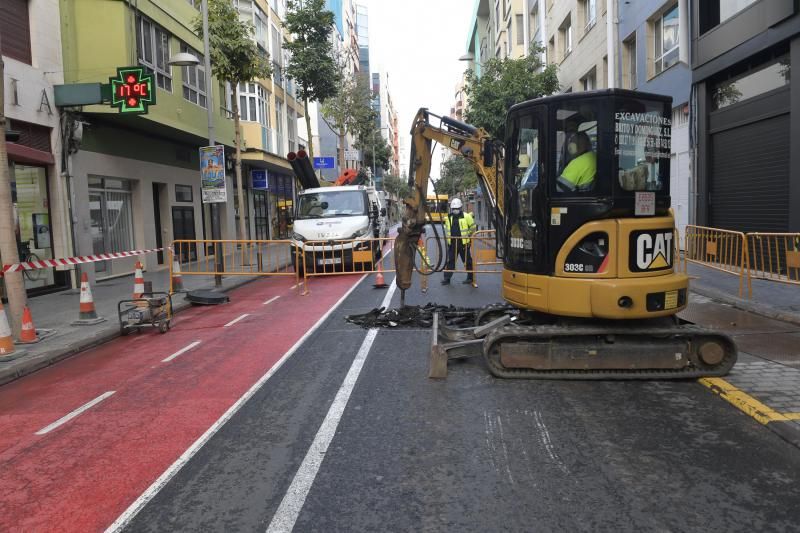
xmin=683 ymin=225 xmax=751 ymax=298
xmin=299 ymin=237 xmax=395 ymax=294
xmin=169 ymin=239 xmax=300 ymax=294
xmin=747 ymin=233 xmax=800 ymax=287
xmin=425 ymin=232 xmax=502 ymax=288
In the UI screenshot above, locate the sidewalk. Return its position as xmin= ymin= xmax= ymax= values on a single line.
xmin=686 ymin=261 xmax=800 ymax=325
xmin=0 ymin=247 xmax=296 ymax=386
xmin=682 ymin=263 xmax=800 ymax=448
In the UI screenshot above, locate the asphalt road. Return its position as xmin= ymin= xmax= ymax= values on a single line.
xmin=119 ymin=263 xmax=800 ymax=532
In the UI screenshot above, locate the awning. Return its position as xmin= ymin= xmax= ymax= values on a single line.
xmin=7 ymin=143 xmax=55 ymax=166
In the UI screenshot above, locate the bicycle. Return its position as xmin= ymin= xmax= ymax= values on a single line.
xmin=17 ymin=240 xmax=44 ymax=283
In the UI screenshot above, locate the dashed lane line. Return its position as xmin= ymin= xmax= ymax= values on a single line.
xmin=223 ymin=314 xmax=250 ymax=328
xmin=162 ymin=341 xmax=202 ymax=363
xmin=266 ymin=277 xmax=398 ymax=533
xmin=35 ymin=391 xmax=116 ymax=436
xmin=106 ymin=274 xmax=368 ymax=533
xmin=263 ymin=295 xmax=281 ymax=306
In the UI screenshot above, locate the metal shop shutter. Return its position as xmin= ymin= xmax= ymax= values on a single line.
xmin=710 ymin=113 xmax=790 ymax=233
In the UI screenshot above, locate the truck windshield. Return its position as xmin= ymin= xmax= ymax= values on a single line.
xmin=614 ymin=99 xmax=671 ymax=192
xmin=296 ymin=191 xmax=367 ymax=219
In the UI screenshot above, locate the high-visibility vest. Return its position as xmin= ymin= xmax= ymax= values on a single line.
xmin=558 ymin=151 xmax=596 ymax=192
xmin=444 ymin=212 xmax=476 ymax=245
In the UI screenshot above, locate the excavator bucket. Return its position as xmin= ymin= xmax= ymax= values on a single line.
xmin=428 ymin=312 xmax=511 ymax=379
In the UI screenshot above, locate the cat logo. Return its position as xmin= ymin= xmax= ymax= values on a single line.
xmin=629 ymin=230 xmax=673 ymax=272
xmin=449 ymin=139 xmax=463 ymax=150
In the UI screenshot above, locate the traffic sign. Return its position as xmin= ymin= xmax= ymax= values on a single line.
xmin=344 ymin=149 xmax=360 ymax=161
xmin=313 ymin=157 xmax=335 ymax=169
xmin=252 ymin=169 xmax=268 ymax=189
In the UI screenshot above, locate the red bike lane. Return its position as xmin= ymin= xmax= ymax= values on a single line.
xmin=0 ymin=273 xmax=364 ymax=532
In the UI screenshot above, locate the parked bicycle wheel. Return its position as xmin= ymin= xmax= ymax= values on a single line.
xmin=23 ymin=254 xmax=43 ymax=282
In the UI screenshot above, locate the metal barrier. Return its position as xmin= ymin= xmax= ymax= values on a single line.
xmin=424 ymin=232 xmax=502 ymax=288
xmin=299 ymin=237 xmax=395 ymax=294
xmin=747 ymin=233 xmax=800 ymax=287
xmin=169 ymin=239 xmax=299 ymax=293
xmin=683 ymin=225 xmax=751 ymax=298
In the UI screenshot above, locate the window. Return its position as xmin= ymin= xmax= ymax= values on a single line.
xmin=254 ymin=5 xmax=268 ymax=50
xmin=654 ymin=4 xmax=679 ymax=75
xmin=582 ymin=0 xmax=596 ymax=30
xmin=700 ymin=0 xmax=759 ymax=33
xmin=494 ymin=2 xmax=500 ymax=33
xmin=581 ymin=69 xmax=596 ymax=91
xmin=275 ymin=98 xmax=284 ymax=153
xmin=514 ymin=117 xmax=541 ymax=194
xmin=0 ymin=0 xmax=32 ymax=64
xmin=506 ymin=20 xmax=512 ymax=56
xmin=712 ymin=54 xmax=790 ymax=110
xmin=623 ymin=35 xmax=637 ymax=89
xmin=559 ymin=16 xmax=572 ymax=60
xmin=136 ymin=16 xmax=172 ymax=91
xmin=516 ymin=15 xmax=524 ymax=46
xmin=615 ymin=99 xmax=670 ymax=192
xmin=175 ymin=184 xmax=193 ymax=202
xmin=238 ymin=82 xmax=269 ymax=125
xmin=180 ymin=43 xmax=207 ymax=108
xmin=529 ymin=3 xmax=539 ymax=38
xmin=554 ymin=102 xmax=599 ymax=194
xmin=548 ymin=37 xmax=555 ymax=64
xmin=287 ymin=108 xmax=297 ymax=152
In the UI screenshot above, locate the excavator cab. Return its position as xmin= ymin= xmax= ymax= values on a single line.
xmin=500 ymin=90 xmax=682 ymax=320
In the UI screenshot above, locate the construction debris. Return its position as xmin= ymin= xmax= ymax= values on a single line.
xmin=346 ymin=303 xmax=503 ymax=329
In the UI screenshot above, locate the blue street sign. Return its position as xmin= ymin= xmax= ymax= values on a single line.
xmin=252 ymin=169 xmax=268 ymax=189
xmin=313 ymin=157 xmax=335 ymax=169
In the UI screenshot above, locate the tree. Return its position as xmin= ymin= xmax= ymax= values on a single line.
xmin=0 ymin=30 xmax=26 ymax=338
xmin=435 ymin=156 xmax=477 ymax=197
xmin=464 ymin=43 xmax=559 ymax=139
xmin=320 ymin=74 xmax=377 ymax=173
xmin=196 ymin=0 xmax=271 ymax=242
xmin=382 ymin=174 xmax=410 ymax=200
xmin=355 ymin=128 xmax=392 ymax=174
xmin=284 ymin=0 xmax=340 ymax=160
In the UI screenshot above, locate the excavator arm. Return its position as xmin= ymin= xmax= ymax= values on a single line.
xmin=394 ymin=108 xmax=505 ymax=302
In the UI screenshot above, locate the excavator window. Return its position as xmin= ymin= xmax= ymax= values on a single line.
xmin=553 ymin=102 xmax=600 ymax=195
xmin=615 ymin=99 xmax=671 ymax=192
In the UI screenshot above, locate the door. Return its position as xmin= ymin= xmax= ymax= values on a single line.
xmin=89 ymin=192 xmax=108 ymax=273
xmin=253 ymin=190 xmax=269 ymax=240
xmin=172 ymin=206 xmax=197 ymax=262
xmin=152 ymin=183 xmax=164 ymax=264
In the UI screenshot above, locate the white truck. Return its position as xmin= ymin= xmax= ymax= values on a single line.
xmin=291 ymin=185 xmax=388 ymax=275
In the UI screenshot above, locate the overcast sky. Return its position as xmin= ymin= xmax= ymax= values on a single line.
xmin=362 ymin=0 xmax=473 ymax=179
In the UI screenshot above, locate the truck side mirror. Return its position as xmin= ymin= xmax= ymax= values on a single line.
xmin=483 ymin=139 xmax=494 ymax=167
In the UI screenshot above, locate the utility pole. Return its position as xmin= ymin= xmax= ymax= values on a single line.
xmin=0 ymin=29 xmax=28 ymax=336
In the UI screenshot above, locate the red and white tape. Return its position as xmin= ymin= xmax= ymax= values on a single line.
xmin=1 ymin=247 xmax=163 ymax=275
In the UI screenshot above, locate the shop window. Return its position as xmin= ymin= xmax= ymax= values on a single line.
xmin=653 ymin=4 xmax=679 ymax=76
xmin=136 ymin=15 xmax=173 ymax=91
xmin=10 ymin=165 xmax=54 ymax=288
xmin=175 ymin=184 xmax=193 ymax=203
xmin=88 ymin=177 xmax=135 ymax=273
xmin=0 ymin=0 xmax=31 ymax=64
xmin=711 ymin=54 xmax=791 ymax=110
xmin=180 ymin=42 xmax=207 ymax=108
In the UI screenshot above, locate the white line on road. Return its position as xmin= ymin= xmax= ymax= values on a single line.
xmin=290 ymin=284 xmax=298 ymax=290
xmin=35 ymin=391 xmax=116 ymax=435
xmin=162 ymin=341 xmax=202 ymax=363
xmin=106 ymin=274 xmax=370 ymax=533
xmin=263 ymin=295 xmax=281 ymax=306
xmin=223 ymin=314 xmax=250 ymax=327
xmin=266 ymin=278 xmax=398 ymax=533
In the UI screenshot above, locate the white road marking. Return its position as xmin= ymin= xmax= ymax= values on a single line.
xmin=263 ymin=295 xmax=281 ymax=306
xmin=290 ymin=284 xmax=298 ymax=290
xmin=162 ymin=341 xmax=202 ymax=363
xmin=106 ymin=274 xmax=370 ymax=533
xmin=266 ymin=278 xmax=398 ymax=533
xmin=223 ymin=314 xmax=250 ymax=327
xmin=35 ymin=391 xmax=116 ymax=435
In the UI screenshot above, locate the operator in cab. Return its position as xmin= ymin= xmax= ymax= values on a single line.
xmin=442 ymin=198 xmax=476 ymax=285
xmin=557 ymin=131 xmax=596 ymax=193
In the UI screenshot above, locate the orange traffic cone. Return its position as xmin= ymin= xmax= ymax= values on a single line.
xmin=73 ymin=272 xmax=105 ymax=325
xmin=19 ymin=306 xmax=38 ymax=343
xmin=373 ymin=261 xmax=388 ymax=289
xmin=133 ymin=261 xmax=145 ymax=299
xmin=0 ymin=301 xmax=16 ymax=357
xmin=171 ymin=257 xmax=186 ymax=292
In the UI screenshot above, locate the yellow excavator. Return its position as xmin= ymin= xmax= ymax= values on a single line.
xmin=394 ymin=89 xmax=737 ymax=379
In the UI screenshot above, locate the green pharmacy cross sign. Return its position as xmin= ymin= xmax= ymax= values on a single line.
xmin=109 ymin=67 xmax=156 ymax=114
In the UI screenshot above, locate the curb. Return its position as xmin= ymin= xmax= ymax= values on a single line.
xmin=699 ymin=377 xmax=800 ymax=450
xmin=690 ymin=285 xmax=800 ymax=327
xmin=0 ymin=273 xmax=287 ymax=387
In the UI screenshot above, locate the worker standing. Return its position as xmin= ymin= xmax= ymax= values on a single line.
xmin=442 ymin=198 xmax=476 ymax=285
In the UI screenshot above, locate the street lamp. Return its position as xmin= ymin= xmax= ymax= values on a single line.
xmin=168 ymin=0 xmax=223 ymax=287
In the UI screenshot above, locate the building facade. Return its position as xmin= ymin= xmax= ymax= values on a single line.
xmin=2 ymin=0 xmax=71 ymax=294
xmin=691 ymin=0 xmax=799 ymax=233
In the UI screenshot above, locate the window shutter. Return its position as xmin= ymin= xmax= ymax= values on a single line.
xmin=0 ymin=0 xmax=32 ymax=64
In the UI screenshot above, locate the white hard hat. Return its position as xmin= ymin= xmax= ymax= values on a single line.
xmin=450 ymin=198 xmax=463 ymax=209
